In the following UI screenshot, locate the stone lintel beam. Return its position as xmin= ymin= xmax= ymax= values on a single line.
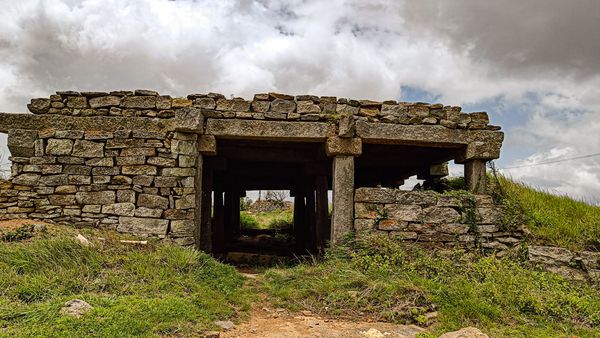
xmin=325 ymin=137 xmax=362 ymax=157
xmin=205 ymin=118 xmax=335 ymax=142
xmin=198 ymin=135 xmax=217 ymax=156
xmin=356 ymin=121 xmax=504 ymax=150
xmin=455 ymin=141 xmax=502 ymax=163
xmin=0 ymin=112 xmax=176 ymax=133
xmin=465 ymin=159 xmax=487 ymax=194
xmin=331 ymin=155 xmax=355 ymax=244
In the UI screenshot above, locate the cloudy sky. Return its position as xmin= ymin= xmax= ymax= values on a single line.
xmin=1 ymin=0 xmax=599 ymax=202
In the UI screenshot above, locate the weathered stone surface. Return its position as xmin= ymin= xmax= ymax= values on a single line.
xmin=422 ymin=207 xmax=461 ymax=223
xmin=325 ymin=137 xmax=362 ymax=156
xmin=89 ymin=96 xmax=121 ymax=108
xmin=48 ymin=194 xmax=76 ymax=206
xmin=8 ymin=129 xmax=38 ymax=157
xmin=175 ymin=195 xmax=195 ymax=209
xmin=338 ymin=115 xmax=355 ymax=137
xmin=528 ymin=245 xmax=574 ymax=265
xmin=194 ymin=97 xmax=216 ymax=109
xmin=331 ymin=155 xmax=354 ymax=243
xmin=55 ymin=130 xmax=84 ymax=139
xmin=354 ymin=187 xmax=396 ymax=203
xmin=102 ymin=203 xmax=135 ymax=216
xmin=76 ymin=191 xmax=116 ymax=205
xmin=134 ymin=207 xmax=163 ymax=218
xmin=28 ymin=98 xmax=51 ymax=114
xmin=12 ymin=174 xmax=40 ymax=186
xmin=198 ymin=135 xmax=216 ymax=155
xmin=72 ymin=140 xmax=104 ymax=157
xmin=205 ymin=119 xmax=334 ymax=141
xmin=172 ymin=98 xmax=192 ymax=108
xmin=162 ymin=168 xmax=195 ymax=177
xmin=270 ymin=99 xmax=296 ymax=114
xmin=39 ymin=174 xmax=69 ymax=186
xmin=385 ymin=205 xmax=422 ymax=222
xmin=60 ymin=299 xmax=93 ymax=318
xmin=251 ymin=100 xmax=269 ymax=113
xmin=154 ymin=177 xmax=178 ymax=187
xmin=138 ymin=194 xmax=169 ymax=209
xmin=117 ymin=217 xmax=168 ymax=235
xmin=170 ymin=219 xmax=194 ymax=236
xmin=122 ymin=165 xmax=157 ymax=176
xmin=296 ymin=101 xmax=320 ymax=114
xmin=354 ymin=203 xmax=383 ymax=219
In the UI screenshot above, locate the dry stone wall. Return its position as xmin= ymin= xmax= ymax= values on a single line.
xmin=1 ymin=127 xmax=198 ymax=245
xmin=354 ymin=188 xmax=524 ymax=252
xmin=26 ymin=90 xmax=499 ymax=131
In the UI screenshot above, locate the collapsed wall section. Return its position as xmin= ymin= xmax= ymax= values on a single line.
xmin=354 ymin=188 xmax=525 ymax=253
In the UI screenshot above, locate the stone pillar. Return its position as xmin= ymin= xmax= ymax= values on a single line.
xmin=315 ymin=175 xmax=329 ymax=251
xmin=465 ymin=160 xmax=487 ymax=194
xmin=331 ymin=155 xmax=355 ymax=244
xmin=305 ymin=186 xmax=316 ymax=252
xmin=293 ymin=191 xmax=306 ymax=253
xmin=199 ymin=165 xmax=213 ymax=252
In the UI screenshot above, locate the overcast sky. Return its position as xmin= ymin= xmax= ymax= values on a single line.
xmin=1 ymin=0 xmax=599 ymax=202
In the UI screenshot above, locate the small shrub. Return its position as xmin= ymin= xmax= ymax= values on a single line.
xmin=1 ymin=225 xmax=35 ymax=242
xmin=240 ymin=212 xmax=260 ymax=229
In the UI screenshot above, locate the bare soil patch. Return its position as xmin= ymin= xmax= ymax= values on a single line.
xmin=223 ymin=306 xmax=424 ymax=338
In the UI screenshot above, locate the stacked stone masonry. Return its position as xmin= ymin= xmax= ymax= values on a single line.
xmin=354 ymin=188 xmax=524 ymax=251
xmin=26 ymin=90 xmax=499 ymax=130
xmin=1 ymin=90 xmax=506 ymax=247
xmin=1 ymin=128 xmax=198 ymax=245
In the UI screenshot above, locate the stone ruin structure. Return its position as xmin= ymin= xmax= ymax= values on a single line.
xmin=0 ymin=90 xmax=522 ymax=254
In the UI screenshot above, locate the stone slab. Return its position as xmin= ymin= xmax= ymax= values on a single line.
xmin=205 ymin=118 xmax=335 ymax=141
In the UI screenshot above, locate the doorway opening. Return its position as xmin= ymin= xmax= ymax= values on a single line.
xmin=201 ymin=139 xmax=332 ymax=264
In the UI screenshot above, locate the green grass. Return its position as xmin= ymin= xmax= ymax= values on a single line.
xmin=0 ymin=233 xmax=252 ymax=337
xmin=240 ymin=210 xmax=293 ymax=230
xmin=262 ymin=234 xmax=600 ymax=337
xmin=496 ymin=176 xmax=600 ymax=251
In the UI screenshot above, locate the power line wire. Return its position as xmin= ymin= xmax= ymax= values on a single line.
xmin=499 ymin=152 xmax=600 ymax=170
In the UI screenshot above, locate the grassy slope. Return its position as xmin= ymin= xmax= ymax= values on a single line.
xmin=498 ymin=176 xmax=600 ymax=251
xmin=0 ymin=230 xmax=252 ymax=337
xmin=262 ymin=234 xmax=600 ymax=337
xmin=240 ymin=209 xmax=293 ymax=230
xmin=261 ymin=178 xmax=600 ymax=337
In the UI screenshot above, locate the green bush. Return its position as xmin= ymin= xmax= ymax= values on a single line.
xmin=240 ymin=212 xmax=260 ymax=229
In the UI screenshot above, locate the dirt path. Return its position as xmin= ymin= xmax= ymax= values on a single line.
xmin=222 ymin=306 xmax=424 ymax=338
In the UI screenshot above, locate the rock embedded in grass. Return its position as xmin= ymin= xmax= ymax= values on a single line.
xmin=60 ymin=299 xmax=93 ymax=318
